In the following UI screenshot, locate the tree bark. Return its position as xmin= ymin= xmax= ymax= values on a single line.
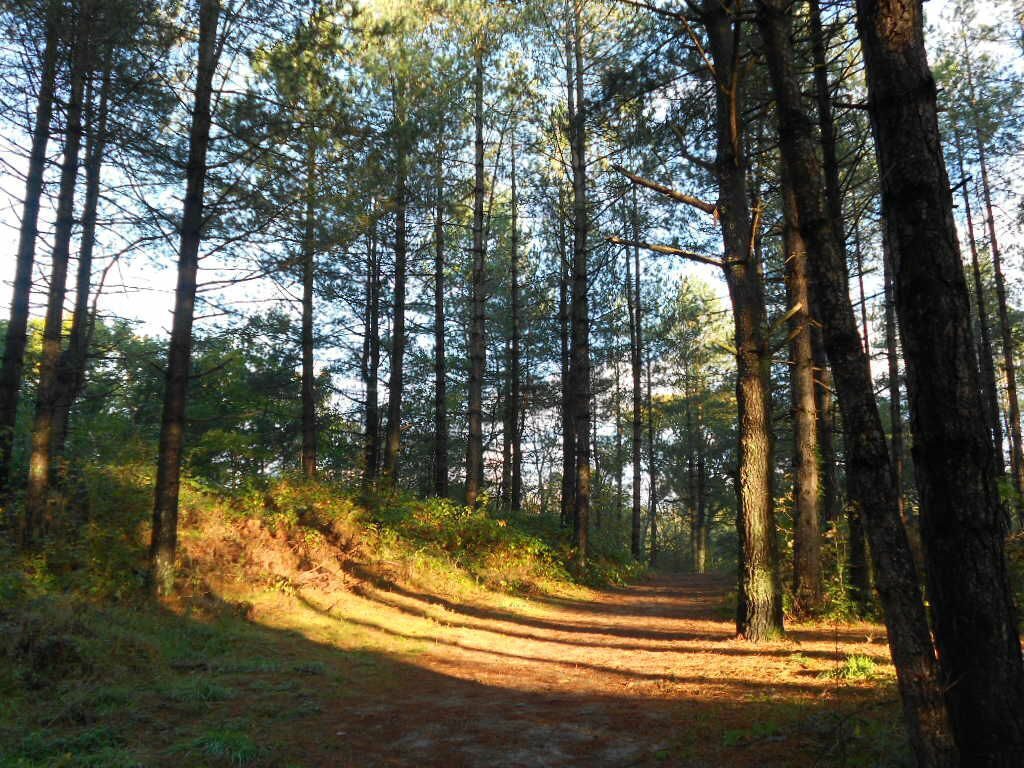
xmin=704 ymin=2 xmax=783 ymax=642
xmin=52 ymin=56 xmax=111 ymax=466
xmin=855 ymin=0 xmax=1024 ymax=761
xmin=465 ymin=43 xmax=486 ymax=509
xmin=150 ymin=0 xmax=220 ymax=595
xmin=613 ymin=343 xmax=623 ymax=522
xmin=976 ymin=129 xmax=1023 ymax=511
xmin=0 ymin=0 xmax=60 ymax=500
xmin=627 ymin=190 xmax=643 ymax=560
xmin=509 ymin=131 xmax=522 ymax=513
xmin=558 ymin=209 xmax=575 ymax=528
xmin=783 ymin=184 xmax=823 ymax=616
xmin=24 ymin=1 xmax=92 ymax=541
xmin=758 ymin=0 xmax=963 ymax=762
xmin=432 ymin=151 xmax=448 ymax=498
xmin=695 ymin=398 xmax=708 ymax=573
xmin=646 ymin=348 xmax=657 ymax=566
xmin=364 ymin=224 xmax=381 ymax=486
xmin=807 ymin=0 xmax=844 ymax=531
xmin=812 ymin=328 xmax=842 ymax=526
xmin=881 ymin=219 xmax=908 ymax=524
xmin=382 ymin=92 xmax=408 ymax=485
xmin=568 ymin=1 xmax=590 ymax=569
xmin=300 ymin=140 xmax=316 ymax=479
xmin=953 ymin=131 xmax=1002 ymax=476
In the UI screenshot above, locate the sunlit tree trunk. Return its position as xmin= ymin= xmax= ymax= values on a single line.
xmin=382 ymin=88 xmax=408 ymax=485
xmin=466 ymin=43 xmax=486 ymax=509
xmin=759 ymin=0 xmax=962 ymax=762
xmin=52 ymin=58 xmax=111 ymax=467
xmin=363 ymin=224 xmax=381 ymax=487
xmin=627 ymin=189 xmax=643 ymax=559
xmin=24 ymin=2 xmax=92 ymax=541
xmin=558 ymin=208 xmax=575 ymax=527
xmin=150 ymin=0 xmax=221 ymax=594
xmin=509 ymin=133 xmax=522 ymax=513
xmin=782 ymin=184 xmax=822 ymax=616
xmin=300 ymin=141 xmax=317 ymax=479
xmin=567 ymin=1 xmax=590 ymax=567
xmin=856 ymin=0 xmax=1024 ymax=761
xmin=646 ymin=348 xmax=657 ymax=566
xmin=704 ymin=1 xmax=783 ymax=641
xmin=432 ymin=151 xmax=448 ymax=498
xmin=0 ymin=0 xmax=60 ymax=500
xmin=695 ymin=398 xmax=708 ymax=573
xmin=807 ymin=0 xmax=844 ymax=532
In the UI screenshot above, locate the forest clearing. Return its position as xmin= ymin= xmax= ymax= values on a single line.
xmin=2 ymin=0 xmax=1024 ymax=765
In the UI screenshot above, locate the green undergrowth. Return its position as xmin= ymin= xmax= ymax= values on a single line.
xmin=3 ymin=463 xmax=643 ymax=605
xmin=0 ymin=572 xmax=378 ymax=767
xmin=0 ymin=465 xmax=643 ymax=766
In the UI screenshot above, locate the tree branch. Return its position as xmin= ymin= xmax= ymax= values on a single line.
xmin=611 ymin=164 xmax=718 ymax=216
xmin=607 ymin=235 xmax=724 ymax=269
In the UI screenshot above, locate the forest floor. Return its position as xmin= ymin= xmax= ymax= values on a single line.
xmin=3 ymin=537 xmax=910 ymax=768
xmin=167 ymin=570 xmax=908 ymax=768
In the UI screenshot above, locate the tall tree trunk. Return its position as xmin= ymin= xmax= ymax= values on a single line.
xmin=465 ymin=43 xmax=486 ymax=509
xmin=382 ymin=96 xmax=408 ymax=485
xmin=52 ymin=58 xmax=111 ymax=464
xmin=150 ymin=0 xmax=220 ymax=595
xmin=24 ymin=2 xmax=91 ymax=541
xmin=509 ymin=132 xmax=522 ymax=513
xmin=432 ymin=151 xmax=448 ymax=498
xmin=501 ymin=378 xmax=511 ymax=508
xmin=646 ymin=348 xmax=657 ymax=566
xmin=610 ymin=342 xmax=618 ymax=518
xmin=558 ymin=211 xmax=574 ymax=528
xmin=853 ymin=225 xmax=870 ymax=355
xmin=686 ymin=385 xmax=697 ymax=568
xmin=807 ymin=0 xmax=844 ymax=531
xmin=695 ymin=398 xmax=708 ymax=573
xmin=568 ymin=2 xmax=590 ymax=567
xmin=881 ymin=220 xmax=908 ymax=520
xmin=856 ymin=0 xmax=1024 ymax=761
xmin=627 ymin=190 xmax=643 ymax=559
xmin=758 ymin=0 xmax=961 ymax=762
xmin=300 ymin=141 xmax=316 ymax=479
xmin=953 ymin=131 xmax=1003 ymax=475
xmin=808 ymin=0 xmax=843 ymax=249
xmin=592 ymin=390 xmax=601 ymax=529
xmin=783 ymin=184 xmax=823 ymax=616
xmin=0 ymin=0 xmax=60 ymax=499
xmin=812 ymin=331 xmax=842 ymax=526
xmin=704 ymin=1 xmax=783 ymax=642
xmin=364 ymin=224 xmax=381 ymax=486
xmin=976 ymin=130 xmax=1023 ymax=511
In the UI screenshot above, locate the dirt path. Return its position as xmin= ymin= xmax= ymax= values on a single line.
xmin=244 ymin=572 xmax=903 ymax=767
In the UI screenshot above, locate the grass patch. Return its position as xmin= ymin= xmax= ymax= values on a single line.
xmin=290 ymin=660 xmax=327 ymax=676
xmin=820 ymin=654 xmax=879 ymax=681
xmin=161 ymin=675 xmax=236 ymax=703
xmin=172 ymin=728 xmax=260 ymax=766
xmin=4 ymin=725 xmax=138 ymax=768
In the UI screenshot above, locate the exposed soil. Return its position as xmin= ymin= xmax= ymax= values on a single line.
xmin=238 ymin=572 xmax=904 ymax=767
